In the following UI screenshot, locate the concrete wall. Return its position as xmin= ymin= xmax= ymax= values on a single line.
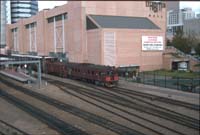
xmin=163 ymin=54 xmax=172 ymax=70
xmin=189 ymin=59 xmax=200 ymax=72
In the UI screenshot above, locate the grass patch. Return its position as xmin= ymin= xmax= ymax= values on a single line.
xmin=143 ymin=70 xmax=200 ymax=78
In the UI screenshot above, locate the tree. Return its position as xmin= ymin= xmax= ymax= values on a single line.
xmin=166 ymin=39 xmax=172 ymax=46
xmin=171 ymin=28 xmax=191 ymax=54
xmin=195 ymin=43 xmax=200 ymax=56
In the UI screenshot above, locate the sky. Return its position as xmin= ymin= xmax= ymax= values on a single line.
xmin=38 ymin=1 xmax=200 ymax=13
xmin=180 ymin=1 xmax=200 ymax=13
xmin=38 ymin=1 xmax=67 ymax=10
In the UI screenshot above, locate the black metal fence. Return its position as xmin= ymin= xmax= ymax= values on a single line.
xmin=129 ymin=72 xmax=200 ymax=93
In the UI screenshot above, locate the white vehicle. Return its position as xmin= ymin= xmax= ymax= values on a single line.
xmin=178 ymin=62 xmax=188 ymax=71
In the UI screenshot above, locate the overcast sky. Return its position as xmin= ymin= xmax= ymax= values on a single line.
xmin=38 ymin=1 xmax=67 ymax=10
xmin=38 ymin=1 xmax=200 ymax=13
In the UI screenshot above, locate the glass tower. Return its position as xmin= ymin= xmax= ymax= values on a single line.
xmin=11 ymin=0 xmax=38 ymax=23
xmin=0 ymin=1 xmax=7 ymax=48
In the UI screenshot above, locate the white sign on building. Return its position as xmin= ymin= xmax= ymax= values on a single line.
xmin=142 ymin=36 xmax=163 ymax=51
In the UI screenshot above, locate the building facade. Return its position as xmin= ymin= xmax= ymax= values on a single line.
xmin=0 ymin=1 xmax=9 ymax=48
xmin=6 ymin=1 xmax=167 ymax=71
xmin=167 ymin=10 xmax=183 ymax=35
xmin=183 ymin=18 xmax=200 ymax=39
xmin=166 ymin=1 xmax=179 ymax=11
xmin=167 ymin=7 xmax=196 ymax=40
xmin=181 ymin=8 xmax=195 ymax=20
xmin=11 ymin=0 xmax=38 ymax=23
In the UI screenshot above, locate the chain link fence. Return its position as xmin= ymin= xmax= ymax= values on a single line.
xmin=128 ymin=72 xmax=200 ymax=93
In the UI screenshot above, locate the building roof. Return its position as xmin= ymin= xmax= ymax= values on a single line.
xmin=88 ymin=15 xmax=160 ymax=29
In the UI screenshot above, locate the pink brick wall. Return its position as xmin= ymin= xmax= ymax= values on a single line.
xmin=87 ymin=29 xmax=102 ymax=64
xmin=6 ymin=1 xmax=167 ymax=71
xmin=101 ymin=29 xmax=165 ymax=71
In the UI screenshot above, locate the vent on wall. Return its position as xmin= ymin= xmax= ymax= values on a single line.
xmin=104 ymin=32 xmax=116 ymax=66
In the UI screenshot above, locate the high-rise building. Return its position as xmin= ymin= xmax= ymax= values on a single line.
xmin=167 ymin=10 xmax=183 ymax=35
xmin=183 ymin=18 xmax=200 ymax=39
xmin=1 ymin=1 xmax=38 ymax=49
xmin=11 ymin=0 xmax=38 ymax=23
xmin=0 ymin=1 xmax=7 ymax=48
xmin=196 ymin=13 xmax=200 ymax=18
xmin=167 ymin=6 xmax=196 ymax=39
xmin=166 ymin=1 xmax=179 ymax=11
xmin=166 ymin=1 xmax=180 ymax=40
xmin=181 ymin=8 xmax=195 ymax=20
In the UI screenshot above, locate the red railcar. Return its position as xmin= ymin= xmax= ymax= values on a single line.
xmin=45 ymin=61 xmax=119 ymax=87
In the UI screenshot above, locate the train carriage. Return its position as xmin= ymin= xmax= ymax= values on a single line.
xmin=45 ymin=60 xmax=119 ymax=87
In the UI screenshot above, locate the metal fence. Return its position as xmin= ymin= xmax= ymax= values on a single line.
xmin=129 ymin=72 xmax=200 ymax=93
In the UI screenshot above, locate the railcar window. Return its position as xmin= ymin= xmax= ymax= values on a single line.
xmin=107 ymin=71 xmax=113 ymax=76
xmin=100 ymin=72 xmax=106 ymax=76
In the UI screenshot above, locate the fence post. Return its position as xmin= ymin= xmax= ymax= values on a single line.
xmin=143 ymin=72 xmax=145 ymax=84
xmin=165 ymin=73 xmax=166 ymax=88
xmin=177 ymin=77 xmax=179 ymax=90
xmin=191 ymin=78 xmax=193 ymax=92
xmin=153 ymin=71 xmax=156 ymax=86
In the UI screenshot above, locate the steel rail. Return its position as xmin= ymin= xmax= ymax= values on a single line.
xmin=0 ymin=120 xmax=29 ymax=135
xmin=43 ymin=77 xmax=190 ymax=135
xmin=0 ymin=89 xmax=89 ymax=135
xmin=47 ymin=79 xmax=199 ymax=130
xmin=0 ymin=76 xmax=146 ymax=135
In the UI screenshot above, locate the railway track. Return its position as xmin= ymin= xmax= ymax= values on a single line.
xmin=47 ymin=74 xmax=199 ymax=111
xmin=44 ymin=78 xmax=200 ymax=130
xmin=0 ymin=89 xmax=89 ymax=135
xmin=67 ymin=78 xmax=200 ymax=111
xmin=68 ymin=80 xmax=199 ymax=119
xmin=42 ymin=77 xmax=199 ymax=135
xmin=114 ymin=87 xmax=200 ymax=111
xmin=0 ymin=131 xmax=5 ymax=135
xmin=0 ymin=120 xmax=29 ymax=135
xmin=1 ymin=75 xmax=199 ymax=135
xmin=0 ymin=76 xmax=147 ymax=135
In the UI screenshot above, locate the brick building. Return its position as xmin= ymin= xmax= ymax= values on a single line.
xmin=6 ymin=1 xmax=167 ymax=71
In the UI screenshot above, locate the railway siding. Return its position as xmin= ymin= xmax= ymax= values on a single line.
xmin=118 ymin=79 xmax=199 ymax=105
xmin=0 ymin=74 xmax=199 ymax=135
xmin=0 ymin=88 xmax=90 ymax=135
xmin=53 ymin=82 xmax=199 ymax=135
xmin=0 ymin=83 xmax=117 ymax=135
xmin=0 ymin=120 xmax=28 ymax=135
xmin=0 ymin=77 xmax=148 ymax=135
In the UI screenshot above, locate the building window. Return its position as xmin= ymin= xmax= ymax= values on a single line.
xmin=47 ymin=13 xmax=67 ymax=23
xmin=25 ymin=22 xmax=37 ymax=29
xmin=11 ymin=28 xmax=18 ymax=32
xmin=47 ymin=17 xmax=54 ymax=23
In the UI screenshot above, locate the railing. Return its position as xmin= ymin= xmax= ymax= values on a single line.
xmin=166 ymin=46 xmax=200 ymax=62
xmin=123 ymin=71 xmax=200 ymax=93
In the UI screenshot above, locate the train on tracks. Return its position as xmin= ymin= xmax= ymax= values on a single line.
xmin=45 ymin=59 xmax=119 ymax=87
xmin=1 ymin=54 xmax=119 ymax=87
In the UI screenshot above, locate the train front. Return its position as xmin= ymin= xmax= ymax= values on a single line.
xmin=105 ymin=67 xmax=119 ymax=87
